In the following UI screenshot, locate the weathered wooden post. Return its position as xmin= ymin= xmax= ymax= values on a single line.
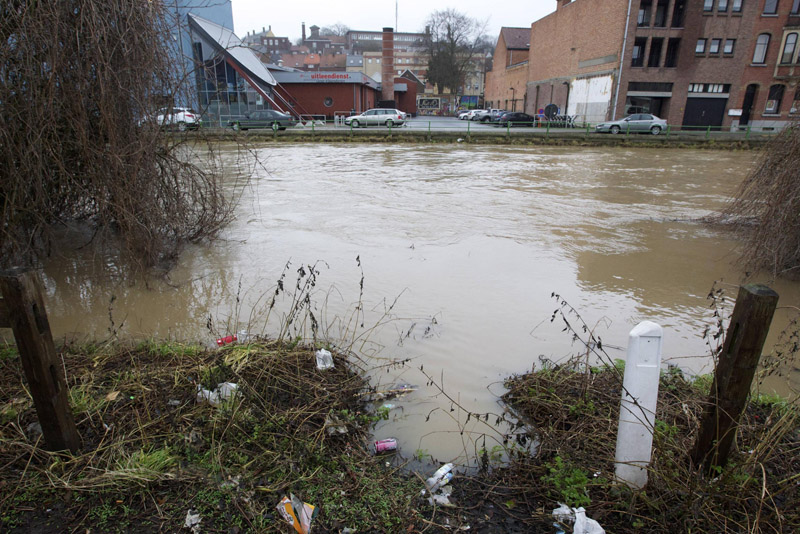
xmin=615 ymin=321 xmax=663 ymax=489
xmin=0 ymin=269 xmax=81 ymax=452
xmin=691 ymin=284 xmax=778 ymax=471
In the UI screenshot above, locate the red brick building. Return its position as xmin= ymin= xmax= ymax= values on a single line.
xmin=736 ymin=0 xmax=800 ymax=130
xmin=485 ymin=28 xmax=530 ymax=111
xmin=526 ymin=0 xmax=629 ymax=122
xmin=272 ymin=71 xmax=380 ymax=118
xmin=495 ymin=0 xmax=798 ymax=130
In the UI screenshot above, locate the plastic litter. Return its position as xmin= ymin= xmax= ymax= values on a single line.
xmin=428 ymin=487 xmax=454 ymax=507
xmin=421 ymin=463 xmax=456 ymax=507
xmin=315 ymin=349 xmax=334 ymax=370
xmin=276 ymin=494 xmax=318 ymax=534
xmin=184 ymin=509 xmax=202 ymax=533
xmin=425 ymin=463 xmax=455 ymax=492
xmin=196 ymin=382 xmax=238 ymax=406
xmin=374 ymin=438 xmax=398 ymax=453
xmin=551 ymin=503 xmax=605 ymax=534
xmin=324 ymin=413 xmax=348 ymax=436
xmin=237 ymin=330 xmax=252 ymax=343
xmin=368 ymin=383 xmax=418 ymax=401
xmin=216 ymin=335 xmax=237 ymax=346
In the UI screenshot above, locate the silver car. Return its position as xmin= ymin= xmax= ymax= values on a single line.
xmin=596 ymin=114 xmax=667 ymax=135
xmin=345 ymin=108 xmax=406 ymax=128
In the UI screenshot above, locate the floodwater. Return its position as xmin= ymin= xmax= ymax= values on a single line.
xmin=22 ymin=144 xmax=800 ymax=463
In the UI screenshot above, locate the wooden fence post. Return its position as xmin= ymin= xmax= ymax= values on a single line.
xmin=0 ymin=269 xmax=81 ymax=452
xmin=691 ymin=284 xmax=778 ymax=471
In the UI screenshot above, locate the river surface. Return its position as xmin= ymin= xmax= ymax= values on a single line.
xmin=18 ymin=144 xmax=800 ymax=464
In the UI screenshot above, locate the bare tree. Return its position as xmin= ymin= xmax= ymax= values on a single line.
xmin=0 ymin=0 xmax=233 ymax=273
xmin=720 ymin=123 xmax=800 ymax=278
xmin=422 ymin=9 xmax=488 ymax=94
xmin=320 ymin=23 xmax=350 ymax=37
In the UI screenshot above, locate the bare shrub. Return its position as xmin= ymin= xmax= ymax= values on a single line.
xmin=721 ymin=123 xmax=800 ymax=277
xmin=0 ymin=1 xmax=232 ymax=272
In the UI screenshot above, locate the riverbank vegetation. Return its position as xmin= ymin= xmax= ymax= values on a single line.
xmin=1 ymin=336 xmax=797 ymax=533
xmin=721 ymin=122 xmax=800 ymax=278
xmin=0 ymin=340 xmax=424 ymax=532
xmin=0 ymin=1 xmax=233 ymax=273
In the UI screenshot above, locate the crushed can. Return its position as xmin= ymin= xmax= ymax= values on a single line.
xmin=374 ymin=438 xmax=398 ymax=453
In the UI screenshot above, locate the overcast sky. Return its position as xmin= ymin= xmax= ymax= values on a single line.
xmin=231 ymin=0 xmax=557 ymax=42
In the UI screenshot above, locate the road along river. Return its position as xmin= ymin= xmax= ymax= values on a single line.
xmin=28 ymin=143 xmax=800 ymax=463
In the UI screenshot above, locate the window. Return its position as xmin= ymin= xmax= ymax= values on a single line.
xmin=638 ymin=0 xmax=652 ymax=26
xmin=753 ymin=34 xmax=770 ymax=63
xmin=655 ymin=0 xmax=669 ymax=26
xmin=704 ymin=0 xmax=714 ymax=10
xmin=718 ymin=0 xmax=729 ymax=10
xmin=628 ymin=82 xmax=674 ymax=91
xmin=649 ymin=38 xmax=664 ymax=66
xmin=709 ymin=38 xmax=722 ymax=54
xmin=793 ymin=0 xmax=800 ymax=13
xmin=782 ymin=33 xmax=798 ymax=63
xmin=696 ymin=38 xmax=707 ymax=54
xmin=765 ymin=84 xmax=785 ymax=113
xmin=732 ymin=0 xmax=743 ymax=11
xmin=672 ymin=0 xmax=687 ymax=25
xmin=665 ymin=38 xmax=681 ymax=66
xmin=763 ymin=0 xmax=778 ymax=14
xmin=632 ymin=37 xmax=647 ymax=66
xmin=791 ymin=87 xmax=800 ymax=113
xmin=724 ymin=39 xmax=736 ymax=54
xmin=689 ymin=83 xmax=731 ymax=93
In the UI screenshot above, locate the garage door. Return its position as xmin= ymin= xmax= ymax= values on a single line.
xmin=682 ymin=98 xmax=727 ymax=128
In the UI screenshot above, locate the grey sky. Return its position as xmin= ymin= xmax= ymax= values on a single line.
xmin=231 ymin=0 xmax=557 ymax=42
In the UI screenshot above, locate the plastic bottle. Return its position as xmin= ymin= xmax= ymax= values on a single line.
xmin=425 ymin=463 xmax=455 ymax=491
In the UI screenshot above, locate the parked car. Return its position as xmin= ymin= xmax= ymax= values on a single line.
xmin=490 ymin=110 xmax=511 ymax=123
xmin=155 ymin=107 xmax=202 ymax=131
xmin=228 ymin=109 xmax=298 ymax=131
xmin=595 ymin=114 xmax=667 ymax=135
xmin=345 ymin=108 xmax=406 ymax=127
xmin=471 ymin=109 xmax=498 ymax=122
xmin=494 ymin=112 xmax=536 ymax=127
xmin=457 ymin=110 xmax=473 ymax=120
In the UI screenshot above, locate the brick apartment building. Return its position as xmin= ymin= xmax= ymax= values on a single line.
xmin=485 ymin=0 xmax=799 ymax=130
xmin=738 ymin=0 xmax=800 ymax=130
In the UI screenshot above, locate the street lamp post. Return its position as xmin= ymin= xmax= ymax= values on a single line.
xmin=509 ymin=87 xmax=516 ymax=111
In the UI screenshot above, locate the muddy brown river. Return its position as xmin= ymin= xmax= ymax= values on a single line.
xmin=18 ymin=144 xmax=800 ymax=463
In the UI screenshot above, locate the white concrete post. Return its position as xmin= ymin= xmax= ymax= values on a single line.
xmin=614 ymin=321 xmax=663 ymax=489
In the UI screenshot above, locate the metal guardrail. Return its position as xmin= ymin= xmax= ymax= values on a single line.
xmin=194 ymin=117 xmax=780 ymax=140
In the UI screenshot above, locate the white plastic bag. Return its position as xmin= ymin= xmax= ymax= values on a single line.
xmin=552 ymin=503 xmax=605 ymax=534
xmin=315 ymin=349 xmax=334 ymax=370
xmin=196 ymin=382 xmax=238 ymax=406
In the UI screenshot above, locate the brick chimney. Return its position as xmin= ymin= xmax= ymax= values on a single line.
xmin=381 ymin=27 xmax=395 ymax=104
xmin=302 ymin=22 xmax=306 ymax=42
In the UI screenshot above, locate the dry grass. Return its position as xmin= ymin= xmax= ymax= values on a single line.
xmin=0 ymin=340 xmax=424 ymax=532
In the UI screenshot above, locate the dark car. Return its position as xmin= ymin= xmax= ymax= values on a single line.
xmin=494 ymin=112 xmax=536 ymax=127
xmin=228 ymin=110 xmax=298 ymax=131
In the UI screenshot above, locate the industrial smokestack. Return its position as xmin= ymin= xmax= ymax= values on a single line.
xmin=381 ymin=27 xmax=395 ymax=104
